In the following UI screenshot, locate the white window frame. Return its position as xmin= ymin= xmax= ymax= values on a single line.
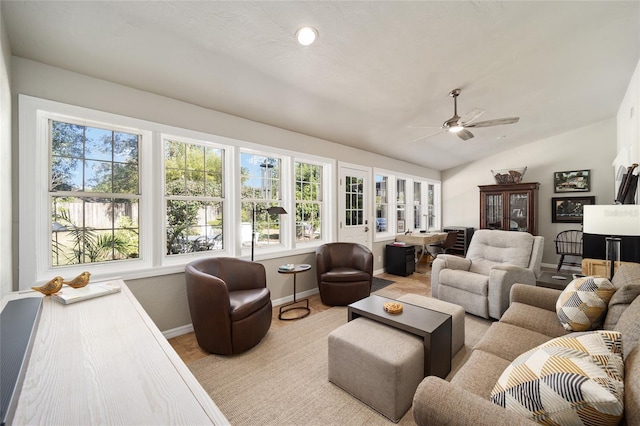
xmin=373 ymin=167 xmax=441 ymax=241
xmin=16 ymin=95 xmax=341 ymax=288
xmin=19 ymin=96 xmax=154 ymax=289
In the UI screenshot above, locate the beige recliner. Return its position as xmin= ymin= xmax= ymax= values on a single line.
xmin=431 ymin=229 xmax=543 ymax=319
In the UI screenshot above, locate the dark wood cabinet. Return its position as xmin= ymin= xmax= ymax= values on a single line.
xmin=479 ymin=182 xmax=539 ymax=235
xmin=385 ymin=244 xmax=415 ymax=276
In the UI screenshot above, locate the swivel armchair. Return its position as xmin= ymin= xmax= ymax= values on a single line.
xmin=316 ymin=242 xmax=373 ymax=306
xmin=431 ymin=229 xmax=543 ymax=319
xmin=185 ymin=257 xmax=272 ymax=355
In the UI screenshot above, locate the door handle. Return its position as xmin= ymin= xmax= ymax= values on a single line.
xmin=364 ymin=226 xmax=369 ymax=232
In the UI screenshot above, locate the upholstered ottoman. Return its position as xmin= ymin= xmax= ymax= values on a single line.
xmin=328 ymin=317 xmax=423 ymax=422
xmin=397 ymin=294 xmax=465 ymax=355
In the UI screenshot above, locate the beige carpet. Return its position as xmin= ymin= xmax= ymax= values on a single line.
xmin=188 ymin=301 xmax=493 ymax=425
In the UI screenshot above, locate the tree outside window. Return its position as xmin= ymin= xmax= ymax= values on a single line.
xmin=164 ymin=139 xmax=224 ymax=255
xmin=241 ymin=153 xmax=283 ymax=250
xmin=50 ymin=120 xmax=140 ymax=266
xmin=295 ymin=162 xmax=322 ymax=241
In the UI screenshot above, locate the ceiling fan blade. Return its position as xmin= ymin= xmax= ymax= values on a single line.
xmin=465 ymin=117 xmax=520 ymax=128
xmin=457 ymin=129 xmax=474 ymax=140
xmin=459 ymin=108 xmax=485 ymax=125
xmin=408 ymin=129 xmax=444 ymax=144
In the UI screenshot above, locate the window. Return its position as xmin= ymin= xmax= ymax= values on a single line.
xmin=413 ymin=181 xmax=422 ymax=230
xmin=427 ymin=183 xmax=436 ymax=229
xmin=345 ymin=175 xmax=364 ymax=226
xmin=375 ymin=174 xmax=388 ymax=233
xmin=240 ymin=153 xmax=284 ymax=253
xmin=396 ymin=178 xmax=406 ymax=232
xmin=295 ymin=161 xmax=323 ymax=242
xmin=164 ymin=138 xmax=224 ymax=255
xmin=50 ymin=119 xmax=140 ymax=266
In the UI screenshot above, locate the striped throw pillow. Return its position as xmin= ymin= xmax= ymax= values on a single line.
xmin=490 ymin=330 xmax=624 ymax=425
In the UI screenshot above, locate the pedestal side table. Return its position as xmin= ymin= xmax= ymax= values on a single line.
xmin=277 ymin=263 xmax=311 ymax=320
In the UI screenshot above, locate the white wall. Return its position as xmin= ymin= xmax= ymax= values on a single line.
xmin=616 ymin=57 xmax=640 ymax=198
xmin=442 ymin=118 xmax=617 ymax=268
xmin=1 ymin=10 xmax=12 ymax=298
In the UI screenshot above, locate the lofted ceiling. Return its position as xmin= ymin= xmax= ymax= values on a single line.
xmin=2 ymin=1 xmax=639 ymax=171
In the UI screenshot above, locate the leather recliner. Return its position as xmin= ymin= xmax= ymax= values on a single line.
xmin=185 ymin=257 xmax=272 ymax=355
xmin=316 ymin=242 xmax=373 ymax=306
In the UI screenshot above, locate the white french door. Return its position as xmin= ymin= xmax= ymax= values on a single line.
xmin=338 ymin=163 xmax=371 ymax=248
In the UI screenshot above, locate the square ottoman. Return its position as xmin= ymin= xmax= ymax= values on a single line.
xmin=396 ymin=294 xmax=466 ymax=355
xmin=328 ymin=317 xmax=423 ymax=422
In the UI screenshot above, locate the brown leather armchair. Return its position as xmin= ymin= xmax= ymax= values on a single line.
xmin=316 ymin=242 xmax=373 ymax=306
xmin=185 ymin=257 xmax=272 ymax=355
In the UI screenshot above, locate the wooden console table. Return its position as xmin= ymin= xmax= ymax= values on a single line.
xmin=582 ymin=258 xmax=637 ymax=278
xmin=1 ymin=280 xmax=228 ymax=425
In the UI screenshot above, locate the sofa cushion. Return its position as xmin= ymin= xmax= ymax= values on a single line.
xmin=490 ymin=330 xmax=624 ymax=425
xmin=556 ymin=276 xmax=615 ymax=331
xmin=440 ymin=269 xmax=489 ymax=295
xmin=474 ymin=322 xmax=556 ymax=363
xmin=450 ymin=350 xmax=511 ymax=399
xmin=501 ymin=302 xmax=568 ymax=339
xmin=466 ymin=230 xmax=535 ymax=275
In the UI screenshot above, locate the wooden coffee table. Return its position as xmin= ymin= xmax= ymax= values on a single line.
xmin=348 ymin=295 xmax=452 ymax=379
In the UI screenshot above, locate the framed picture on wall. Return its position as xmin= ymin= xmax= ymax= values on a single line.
xmin=553 ymin=169 xmax=591 ymax=193
xmin=397 ymin=219 xmax=405 ymax=233
xmin=551 ymin=196 xmax=596 ymax=223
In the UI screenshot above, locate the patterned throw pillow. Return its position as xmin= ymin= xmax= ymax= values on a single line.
xmin=556 ymin=276 xmax=616 ymax=331
xmin=490 ymin=331 xmax=624 ymax=425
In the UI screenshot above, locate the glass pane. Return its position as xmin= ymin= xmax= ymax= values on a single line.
xmin=85 ymin=127 xmax=113 ymax=161
xmin=114 ymin=132 xmax=139 ymax=163
xmin=241 ymin=154 xmax=280 ymax=201
xmin=397 ymin=179 xmax=406 ymax=203
xmin=51 ymin=156 xmax=82 ymax=191
xmin=376 ymin=175 xmax=388 ymax=204
xmin=166 ymin=200 xmax=223 ymax=255
xmin=485 ymin=194 xmax=503 ymax=229
xmin=51 ymin=196 xmax=139 ymax=266
xmin=509 ymin=193 xmax=529 ymax=232
xmin=113 ymin=163 xmax=139 ymax=194
xmin=85 ymin=160 xmax=112 ymax=192
xmin=51 ymin=121 xmax=83 ymax=158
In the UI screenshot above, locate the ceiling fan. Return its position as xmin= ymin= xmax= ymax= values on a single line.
xmin=413 ymin=89 xmax=520 ymax=141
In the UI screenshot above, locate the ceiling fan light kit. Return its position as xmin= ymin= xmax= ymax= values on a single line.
xmin=419 ymin=88 xmax=520 ymax=141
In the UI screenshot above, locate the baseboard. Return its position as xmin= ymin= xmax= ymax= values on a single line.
xmin=271 ymin=287 xmax=319 ymax=307
xmin=163 ymin=324 xmax=193 ymax=339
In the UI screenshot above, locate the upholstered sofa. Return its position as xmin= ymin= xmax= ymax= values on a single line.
xmin=413 ymin=262 xmax=640 ymax=425
xmin=432 ymin=229 xmax=543 ymax=319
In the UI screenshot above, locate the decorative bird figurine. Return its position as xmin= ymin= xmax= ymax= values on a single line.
xmin=32 ymin=276 xmax=64 ymax=295
xmin=63 ymin=271 xmax=91 ymax=288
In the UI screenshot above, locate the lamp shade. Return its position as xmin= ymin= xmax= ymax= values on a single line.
xmin=583 ymin=205 xmax=640 ymax=236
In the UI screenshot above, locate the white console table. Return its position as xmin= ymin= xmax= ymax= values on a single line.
xmin=1 ymin=280 xmax=228 ymax=425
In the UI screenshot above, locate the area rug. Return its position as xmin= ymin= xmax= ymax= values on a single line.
xmin=371 ymin=276 xmax=395 ymax=293
xmin=188 ymin=303 xmax=492 ymax=425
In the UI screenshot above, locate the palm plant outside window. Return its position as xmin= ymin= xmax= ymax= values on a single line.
xmin=164 ymin=139 xmax=224 ymax=255
xmin=50 ymin=120 xmax=140 ymax=266
xmin=241 ymin=154 xmax=284 ymax=251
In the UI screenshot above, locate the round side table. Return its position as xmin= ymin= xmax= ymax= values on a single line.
xmin=277 ymin=264 xmax=311 ymax=320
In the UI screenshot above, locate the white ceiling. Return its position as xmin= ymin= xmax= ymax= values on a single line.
xmin=3 ymin=1 xmax=639 ymax=171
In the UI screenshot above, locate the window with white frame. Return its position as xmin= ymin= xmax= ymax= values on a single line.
xmin=164 ymin=138 xmax=224 ymax=255
xmin=396 ymin=178 xmax=406 ymax=233
xmin=50 ymin=119 xmax=141 ymax=266
xmin=413 ymin=181 xmax=422 ymax=230
xmin=295 ymin=161 xmax=323 ymax=242
xmin=240 ymin=153 xmax=284 ymax=252
xmin=427 ymin=183 xmax=436 ymax=229
xmin=375 ymin=174 xmax=389 ymax=234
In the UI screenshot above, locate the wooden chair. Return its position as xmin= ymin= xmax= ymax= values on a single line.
xmin=554 ymin=230 xmax=583 ymax=272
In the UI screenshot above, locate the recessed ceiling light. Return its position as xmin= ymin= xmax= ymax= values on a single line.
xmin=295 ymin=27 xmax=318 ymax=46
